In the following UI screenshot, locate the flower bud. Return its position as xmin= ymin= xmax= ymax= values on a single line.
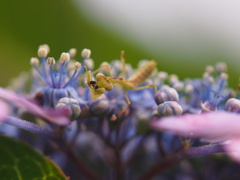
xmin=88 ymin=96 xmax=110 ymax=116
xmin=154 ymin=87 xmax=179 ymax=105
xmin=55 ymin=97 xmax=81 ymax=120
xmin=157 ymin=101 xmax=182 ymax=117
xmin=225 ymin=98 xmax=240 ymax=113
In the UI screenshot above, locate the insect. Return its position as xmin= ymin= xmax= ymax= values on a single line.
xmin=86 ymin=51 xmax=157 ymax=107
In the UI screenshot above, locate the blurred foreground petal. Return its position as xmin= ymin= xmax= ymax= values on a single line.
xmin=150 ymin=111 xmax=240 ymax=142
xmin=0 ymin=100 xmax=9 ymax=121
xmin=224 ymin=139 xmax=240 ymax=163
xmin=0 ymin=88 xmax=70 ymax=125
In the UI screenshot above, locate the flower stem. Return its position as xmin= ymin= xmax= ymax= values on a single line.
xmin=4 ymin=116 xmax=53 ymax=137
xmin=187 ymin=143 xmax=225 ymax=157
xmin=55 ymin=136 xmax=101 ymax=180
xmin=139 ymin=143 xmax=225 ymax=180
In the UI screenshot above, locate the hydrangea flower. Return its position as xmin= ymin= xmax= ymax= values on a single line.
xmin=1 ymin=44 xmax=240 ymax=179
xmin=150 ymin=111 xmax=240 ymax=157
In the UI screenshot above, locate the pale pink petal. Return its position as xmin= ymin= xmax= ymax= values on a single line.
xmin=150 ymin=111 xmax=240 ymax=142
xmin=223 ymin=139 xmax=240 ymax=163
xmin=0 ymin=100 xmax=9 ymax=121
xmin=0 ymin=88 xmax=70 ymax=125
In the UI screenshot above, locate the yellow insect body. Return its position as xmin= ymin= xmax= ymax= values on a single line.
xmin=117 ymin=60 xmax=157 ymax=89
xmin=87 ymin=60 xmax=156 ymax=100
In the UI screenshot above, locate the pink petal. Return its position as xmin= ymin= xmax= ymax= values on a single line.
xmin=0 ymin=88 xmax=70 ymax=125
xmin=150 ymin=111 xmax=240 ymax=142
xmin=0 ymin=100 xmax=9 ymax=121
xmin=224 ymin=139 xmax=240 ymax=163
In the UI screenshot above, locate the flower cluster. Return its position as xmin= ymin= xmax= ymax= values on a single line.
xmin=1 ymin=44 xmax=240 ymax=179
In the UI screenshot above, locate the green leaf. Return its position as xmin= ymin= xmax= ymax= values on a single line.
xmin=0 ymin=135 xmax=69 ymax=180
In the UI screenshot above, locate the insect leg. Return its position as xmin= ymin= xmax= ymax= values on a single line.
xmin=120 ymin=51 xmax=126 ymax=79
xmin=119 ymin=90 xmax=131 ymax=115
xmin=92 ymin=63 xmax=113 ymax=77
xmin=133 ymin=84 xmax=157 ymax=92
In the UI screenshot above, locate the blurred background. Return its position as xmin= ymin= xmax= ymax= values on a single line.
xmin=1 ymin=0 xmax=240 ymax=87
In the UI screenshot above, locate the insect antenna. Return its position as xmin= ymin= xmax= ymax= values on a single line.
xmin=108 ymin=60 xmax=117 ymax=78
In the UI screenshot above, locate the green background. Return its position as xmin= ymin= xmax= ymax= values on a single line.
xmin=0 ymin=0 xmax=238 ymax=87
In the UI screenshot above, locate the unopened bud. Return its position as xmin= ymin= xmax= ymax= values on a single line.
xmin=88 ymin=96 xmax=110 ymax=116
xmin=56 ymin=97 xmax=81 ymax=120
xmin=157 ymin=101 xmax=182 ymax=117
xmin=154 ymin=87 xmax=179 ymax=105
xmin=225 ymin=98 xmax=240 ymax=113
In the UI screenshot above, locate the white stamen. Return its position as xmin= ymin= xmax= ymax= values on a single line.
xmin=75 ymin=62 xmax=81 ymax=69
xmin=81 ymin=48 xmax=91 ymax=58
xmin=30 ymin=57 xmax=39 ymax=66
xmin=216 ymin=62 xmax=227 ymax=73
xmin=85 ymin=58 xmax=94 ymax=69
xmin=220 ymin=72 xmax=228 ymax=80
xmin=39 ymin=44 xmax=50 ymax=54
xmin=203 ymin=72 xmax=210 ymax=79
xmin=60 ymin=52 xmax=70 ymax=62
xmin=158 ymin=71 xmax=168 ymax=80
xmin=173 ymin=81 xmax=184 ymax=91
xmin=169 ymin=74 xmax=179 ymax=84
xmin=206 ymin=76 xmax=214 ymax=84
xmin=185 ymin=84 xmax=194 ymax=93
xmin=69 ymin=48 xmax=77 ymax=58
xmin=38 ymin=47 xmax=48 ymax=57
xmin=205 ymin=65 xmax=214 ymax=73
xmin=47 ymin=57 xmax=56 ymax=65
